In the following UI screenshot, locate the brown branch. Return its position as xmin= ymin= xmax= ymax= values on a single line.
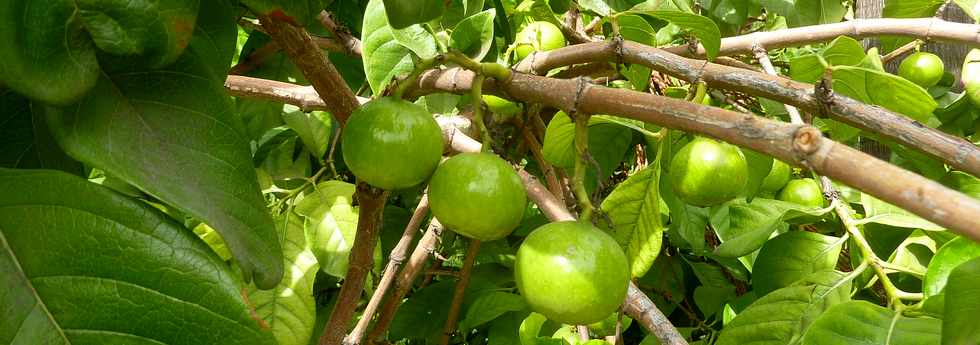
xmin=367 ymin=219 xmax=445 ymax=343
xmin=318 ymin=11 xmax=363 ymax=57
xmin=561 ymin=7 xmax=592 ymax=44
xmin=521 ymin=40 xmax=980 ymax=177
xmin=438 ymin=239 xmax=482 ymax=345
xmin=521 ymin=121 xmax=565 ymax=203
xmin=319 ymin=184 xmax=389 ymax=345
xmin=258 ymin=14 xmax=360 ymax=124
xmin=666 ymin=18 xmax=980 ymax=58
xmin=624 ymin=283 xmax=687 ymax=345
xmin=345 ymin=195 xmax=431 ymax=345
xmin=881 ymin=39 xmax=923 ymax=64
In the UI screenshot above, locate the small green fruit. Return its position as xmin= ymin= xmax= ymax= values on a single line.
xmin=514 ymin=21 xmax=566 ymax=62
xmin=341 ymin=97 xmax=443 ymax=190
xmin=777 ymin=178 xmax=825 ymax=207
xmin=759 ymin=160 xmax=792 ymax=196
xmin=515 ymin=221 xmax=630 ymax=324
xmin=963 ymin=49 xmax=980 ymax=107
xmin=482 ymin=95 xmax=522 ymax=120
xmin=669 ymin=137 xmax=749 ymax=207
xmin=428 ymin=152 xmax=527 ymax=241
xmin=898 ymin=52 xmax=944 ymax=88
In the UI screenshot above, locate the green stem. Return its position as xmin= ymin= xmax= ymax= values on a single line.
xmin=572 ymin=113 xmax=595 ymax=221
xmin=393 ymin=57 xmax=438 ymax=99
xmin=471 ymin=74 xmax=493 ymax=152
xmin=425 ymin=23 xmax=447 ymax=53
xmin=686 ymin=82 xmax=707 ymax=102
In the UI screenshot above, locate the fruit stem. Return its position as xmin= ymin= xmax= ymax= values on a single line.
xmin=471 ymin=74 xmax=494 ymax=151
xmin=572 ymin=112 xmax=596 ymax=221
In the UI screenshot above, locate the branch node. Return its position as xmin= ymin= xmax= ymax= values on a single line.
xmin=815 ymin=72 xmax=835 ymax=118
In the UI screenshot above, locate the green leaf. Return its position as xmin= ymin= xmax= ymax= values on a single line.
xmin=741 ymin=149 xmax=773 ymax=201
xmin=383 ymin=0 xmax=446 ymax=29
xmin=0 ymin=169 xmax=275 ymax=344
xmin=954 ymin=0 xmax=980 ymax=21
xmin=752 ymin=232 xmax=844 ymax=296
xmin=391 ymin=24 xmax=439 ymax=59
xmin=624 ymin=9 xmax=722 ymax=60
xmin=450 ymin=9 xmax=497 ymax=61
xmin=694 ymin=285 xmax=736 ymax=317
xmin=489 ymin=311 xmax=530 ymax=345
xmin=283 ymin=110 xmax=333 ymax=159
xmin=0 ymin=90 xmax=82 ymax=174
xmin=888 ymin=230 xmax=936 ymax=277
xmin=459 ymin=291 xmax=528 ymax=331
xmin=600 ymin=166 xmax=665 ymax=278
xmin=710 ymin=198 xmax=834 ymax=258
xmin=239 ymin=0 xmax=327 ymax=26
xmin=296 ymin=181 xmax=360 ymax=278
xmin=362 ymin=0 xmax=418 ymax=92
xmin=186 ymin=0 xmax=239 ymax=78
xmin=801 ymin=300 xmax=941 ymax=345
xmin=760 ymin=0 xmax=845 ymax=27
xmin=520 ymin=312 xmax=550 ymax=345
xmin=943 ymin=256 xmax=980 ymax=345
xmin=881 ymin=0 xmax=945 ymax=51
xmin=45 ymin=38 xmax=284 ymax=288
xmin=616 ymin=15 xmax=655 ymax=90
xmin=832 ymin=66 xmax=939 ymax=125
xmin=247 ymin=212 xmax=320 ymax=345
xmin=579 ymin=0 xmax=646 ymax=16
xmin=716 ymin=271 xmax=853 ymax=345
xmin=790 ymin=36 xmax=866 ymax=84
xmin=924 ymin=236 xmax=980 ymax=297
xmin=541 ymin=112 xmax=632 ymax=190
xmin=859 ymin=193 xmax=944 ymax=231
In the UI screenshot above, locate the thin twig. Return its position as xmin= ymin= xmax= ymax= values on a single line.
xmin=317 ymin=11 xmax=363 ymax=56
xmin=438 ymin=239 xmax=482 ymax=345
xmin=752 ymin=45 xmax=804 ymax=123
xmin=881 ymin=39 xmax=924 ymax=64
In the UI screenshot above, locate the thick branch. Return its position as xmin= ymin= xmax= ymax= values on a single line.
xmin=258 ymin=14 xmax=360 ymax=124
xmin=521 ymin=40 xmax=980 ymax=177
xmin=319 ymin=184 xmax=389 ymax=345
xmin=665 ymin=18 xmax=980 ymax=58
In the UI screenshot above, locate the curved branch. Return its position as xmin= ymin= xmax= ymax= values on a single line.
xmin=665 ymin=18 xmax=980 ymax=58
xmin=520 ymin=40 xmax=980 ymax=177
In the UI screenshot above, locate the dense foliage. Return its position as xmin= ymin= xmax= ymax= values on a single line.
xmin=3 ymin=0 xmax=980 ymax=345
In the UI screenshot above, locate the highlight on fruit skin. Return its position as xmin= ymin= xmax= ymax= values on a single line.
xmin=777 ymin=178 xmax=826 ymax=208
xmin=341 ymin=97 xmax=444 ymax=190
xmin=759 ymin=159 xmax=791 ymax=197
xmin=514 ymin=221 xmax=630 ymax=325
xmin=963 ymin=49 xmax=980 ymax=107
xmin=513 ymin=21 xmax=567 ymax=62
xmin=898 ymin=51 xmax=944 ymax=88
xmin=428 ymin=152 xmax=527 ymax=241
xmin=669 ymin=137 xmax=749 ymax=207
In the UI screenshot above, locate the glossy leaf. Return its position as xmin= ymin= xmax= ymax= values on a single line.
xmin=0 ymin=89 xmax=81 ymax=174
xmin=541 ymin=112 xmax=632 ymax=191
xmin=924 ymin=236 xmax=980 ymax=297
xmin=943 ymin=256 xmax=980 ymax=345
xmin=296 ymin=180 xmax=360 ymax=278
xmin=391 ymin=24 xmax=439 ymax=60
xmin=888 ymin=230 xmax=936 ymax=277
xmin=760 ymin=0 xmax=845 ymax=27
xmin=600 ymin=166 xmax=665 ymax=278
xmin=383 ymin=0 xmax=446 ymax=29
xmin=752 ymin=232 xmax=844 ymax=296
xmin=283 ymin=110 xmax=333 ymax=159
xmin=459 ymin=291 xmax=528 ymax=331
xmin=623 ymin=8 xmax=722 ymax=60
xmin=832 ymin=66 xmax=938 ymax=126
xmin=0 ymin=169 xmax=275 ymax=344
xmin=716 ymin=271 xmax=852 ymax=345
xmin=362 ymin=0 xmax=417 ymax=92
xmin=859 ymin=193 xmax=944 ymax=231
xmin=801 ymin=300 xmax=941 ymax=345
xmin=741 ymin=148 xmax=773 ymax=201
xmin=710 ymin=198 xmax=834 ymax=258
xmin=790 ymin=36 xmax=865 ymax=84
xmin=450 ymin=9 xmax=497 ymax=61
xmin=45 ymin=35 xmax=284 ymax=288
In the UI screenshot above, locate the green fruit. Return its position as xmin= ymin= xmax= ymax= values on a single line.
xmin=777 ymin=178 xmax=825 ymax=207
xmin=963 ymin=49 xmax=980 ymax=107
xmin=482 ymin=95 xmax=522 ymax=120
xmin=382 ymin=0 xmax=445 ymax=29
xmin=759 ymin=159 xmax=792 ymax=195
xmin=514 ymin=21 xmax=566 ymax=62
xmin=669 ymin=137 xmax=748 ymax=206
xmin=341 ymin=97 xmax=443 ymax=190
xmin=898 ymin=52 xmax=944 ymax=88
xmin=515 ymin=221 xmax=629 ymax=324
xmin=428 ymin=153 xmax=527 ymax=241
xmin=940 ymin=171 xmax=980 ymax=200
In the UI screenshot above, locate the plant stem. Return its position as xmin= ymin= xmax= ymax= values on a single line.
xmin=572 ymin=112 xmax=595 ymax=221
xmin=438 ymin=239 xmax=482 ymax=345
xmin=470 ymin=74 xmax=493 ymax=151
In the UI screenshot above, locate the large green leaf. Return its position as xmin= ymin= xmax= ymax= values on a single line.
xmin=710 ymin=198 xmax=834 ymax=258
xmin=832 ymin=66 xmax=938 ymax=125
xmin=0 ymin=0 xmax=199 ymax=104
xmin=185 ymin=0 xmax=239 ymax=78
xmin=760 ymin=0 xmax=845 ymax=27
xmin=621 ymin=7 xmax=722 ymax=60
xmin=716 ymin=271 xmax=852 ymax=345
xmin=0 ymin=169 xmax=275 ymax=344
xmin=450 ymin=9 xmax=497 ymax=61
xmin=362 ymin=0 xmax=418 ymax=92
xmin=790 ymin=36 xmax=866 ymax=84
xmin=600 ymin=166 xmax=664 ymax=278
xmin=954 ymin=0 xmax=980 ymax=21
xmin=741 ymin=149 xmax=773 ymax=201
xmin=752 ymin=232 xmax=844 ymax=296
xmin=541 ymin=112 xmax=632 ymax=191
xmin=579 ymin=0 xmax=646 ymax=16
xmin=45 ymin=34 xmax=284 ymax=288
xmin=239 ymin=0 xmax=327 ymax=26
xmin=801 ymin=300 xmax=941 ymax=345
xmin=246 ymin=212 xmax=320 ymax=345
xmin=943 ymin=256 xmax=980 ymax=345
xmin=459 ymin=291 xmax=529 ymax=332
xmin=0 ymin=90 xmax=82 ymax=174
xmin=296 ymin=180 xmax=360 ymax=278
xmin=859 ymin=193 xmax=944 ymax=231
xmin=383 ymin=0 xmax=447 ymax=29
xmin=924 ymin=236 xmax=980 ymax=297
xmin=881 ymin=0 xmax=945 ymax=51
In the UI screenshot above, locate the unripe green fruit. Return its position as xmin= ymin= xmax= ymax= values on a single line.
xmin=428 ymin=152 xmax=527 ymax=241
xmin=963 ymin=49 xmax=980 ymax=107
xmin=898 ymin=52 xmax=944 ymax=88
xmin=514 ymin=21 xmax=566 ymax=62
xmin=482 ymin=95 xmax=522 ymax=120
xmin=777 ymin=178 xmax=825 ymax=208
xmin=515 ymin=221 xmax=630 ymax=324
xmin=669 ymin=137 xmax=748 ymax=207
xmin=341 ymin=97 xmax=443 ymax=190
xmin=759 ymin=160 xmax=792 ymax=195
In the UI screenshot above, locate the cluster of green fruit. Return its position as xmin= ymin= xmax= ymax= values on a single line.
xmin=669 ymin=137 xmax=825 ymax=208
xmin=898 ymin=50 xmax=980 ymax=109
xmin=342 ymin=96 xmax=630 ymax=325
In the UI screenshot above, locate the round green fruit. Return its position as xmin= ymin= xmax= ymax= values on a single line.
xmin=759 ymin=160 xmax=791 ymax=196
xmin=514 ymin=21 xmax=566 ymax=62
xmin=898 ymin=52 xmax=944 ymax=88
xmin=341 ymin=97 xmax=443 ymax=190
xmin=515 ymin=221 xmax=629 ymax=324
xmin=482 ymin=95 xmax=522 ymax=120
xmin=669 ymin=137 xmax=748 ymax=207
xmin=428 ymin=153 xmax=527 ymax=241
xmin=777 ymin=178 xmax=825 ymax=207
xmin=963 ymin=49 xmax=980 ymax=107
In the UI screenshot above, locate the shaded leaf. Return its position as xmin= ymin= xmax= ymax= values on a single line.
xmin=752 ymin=232 xmax=844 ymax=296
xmin=459 ymin=291 xmax=528 ymax=331
xmin=450 ymin=9 xmax=497 ymax=61
xmin=710 ymin=198 xmax=834 ymax=258
xmin=859 ymin=193 xmax=944 ymax=231
xmin=0 ymin=89 xmax=82 ymax=174
xmin=801 ymin=300 xmax=941 ymax=345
